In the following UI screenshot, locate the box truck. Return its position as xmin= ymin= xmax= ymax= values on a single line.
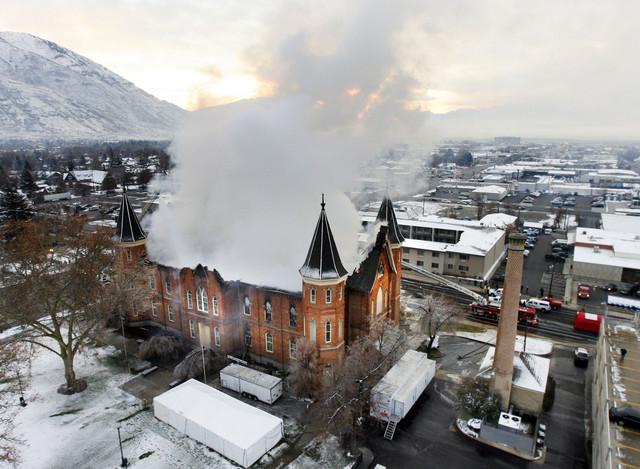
xmin=574 ymin=311 xmax=602 ymax=333
xmin=220 ymin=364 xmax=283 ymax=405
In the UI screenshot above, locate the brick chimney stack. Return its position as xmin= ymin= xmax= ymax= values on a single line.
xmin=493 ymin=233 xmax=528 ymax=410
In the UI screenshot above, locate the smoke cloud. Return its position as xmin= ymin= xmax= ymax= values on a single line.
xmin=146 ymin=1 xmax=428 ymax=291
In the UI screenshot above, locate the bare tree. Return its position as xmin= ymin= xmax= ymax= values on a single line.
xmin=288 ymin=338 xmax=323 ymax=399
xmin=0 ymin=216 xmax=150 ymax=394
xmin=418 ymin=294 xmax=461 ymax=351
xmin=318 ymin=318 xmax=406 ymax=443
xmin=0 ymin=341 xmax=30 ymax=464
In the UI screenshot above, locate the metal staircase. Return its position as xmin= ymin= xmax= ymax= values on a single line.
xmin=384 ymin=416 xmax=400 ymax=440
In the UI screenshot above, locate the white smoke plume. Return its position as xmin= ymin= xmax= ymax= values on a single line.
xmin=146 ymin=1 xmax=428 ymax=291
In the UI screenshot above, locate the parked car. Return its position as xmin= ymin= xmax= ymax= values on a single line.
xmin=543 ymin=228 xmax=552 ymax=235
xmin=578 ymin=285 xmax=591 ymax=299
xmin=541 ymin=297 xmax=562 ymax=309
xmin=574 ymin=347 xmax=589 ymax=366
xmin=610 ymin=407 xmax=640 ymax=429
xmin=545 ymin=253 xmax=566 ymax=262
xmin=620 ymin=283 xmax=640 ymax=296
xmin=604 ymin=284 xmax=618 ymax=292
xmin=524 ymin=249 xmax=530 ymax=257
xmin=525 ymin=241 xmax=535 ymax=249
xmin=524 ymin=298 xmax=551 ymax=311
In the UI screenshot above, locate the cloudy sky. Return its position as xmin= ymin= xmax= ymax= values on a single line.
xmin=3 ymin=0 xmax=639 ymax=139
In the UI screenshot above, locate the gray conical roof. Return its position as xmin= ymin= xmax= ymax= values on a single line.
xmin=299 ymin=195 xmax=348 ymax=280
xmin=115 ymin=193 xmax=146 ymax=243
xmin=376 ymin=193 xmax=404 ymax=244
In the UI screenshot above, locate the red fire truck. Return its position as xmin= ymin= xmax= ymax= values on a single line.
xmin=469 ymin=302 xmax=539 ymax=327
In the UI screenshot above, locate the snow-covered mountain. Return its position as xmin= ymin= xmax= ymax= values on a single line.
xmin=0 ymin=32 xmax=186 ymax=141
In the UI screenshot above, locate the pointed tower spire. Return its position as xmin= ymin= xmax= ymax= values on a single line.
xmin=299 ymin=195 xmax=348 ymax=280
xmin=376 ymin=192 xmax=404 ymax=245
xmin=115 ymin=193 xmax=147 ymax=243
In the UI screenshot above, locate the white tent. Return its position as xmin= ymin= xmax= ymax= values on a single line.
xmin=153 ymin=379 xmax=283 ymax=468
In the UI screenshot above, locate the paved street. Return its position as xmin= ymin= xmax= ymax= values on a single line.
xmin=367 ymin=336 xmax=591 ymax=469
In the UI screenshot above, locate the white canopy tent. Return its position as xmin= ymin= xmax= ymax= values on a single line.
xmin=154 ymin=379 xmax=283 ymax=468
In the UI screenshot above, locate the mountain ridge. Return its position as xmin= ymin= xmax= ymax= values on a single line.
xmin=0 ymin=32 xmax=186 ymax=141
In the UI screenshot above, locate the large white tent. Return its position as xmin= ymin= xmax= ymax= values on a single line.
xmin=153 ymin=379 xmax=283 ymax=468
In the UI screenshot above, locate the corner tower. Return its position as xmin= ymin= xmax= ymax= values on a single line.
xmin=376 ymin=193 xmax=404 ymax=322
xmin=299 ymin=195 xmax=348 ymax=367
xmin=115 ymin=192 xmax=147 ymax=267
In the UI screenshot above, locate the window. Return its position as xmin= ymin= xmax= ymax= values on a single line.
xmin=339 ymin=317 xmax=343 ymax=339
xmin=149 ymin=275 xmax=155 ymax=289
xmin=385 ymin=290 xmax=389 ymax=309
xmin=459 ymin=266 xmax=469 ymax=272
xmin=417 ymin=260 xmax=424 ymax=267
xmin=186 ymin=290 xmax=193 ymax=309
xmin=325 ymin=289 xmax=332 ymax=304
xmin=196 ymin=285 xmax=208 ymax=312
xmin=339 ymin=286 xmax=343 ymax=301
xmin=214 ymin=327 xmax=221 ymax=346
xmin=417 ymin=251 xmax=424 ymax=257
xmin=168 ymin=303 xmax=174 ymax=322
xmin=377 ymin=264 xmax=384 ymax=277
xmin=289 ymin=339 xmax=297 ymax=359
xmin=310 ymin=288 xmax=316 ymax=304
xmin=126 ymin=250 xmax=132 ymax=261
xmin=448 ymin=253 xmax=454 ymax=258
xmin=132 ymin=303 xmax=138 ymax=317
xmin=460 ymin=254 xmax=470 ymax=261
xmin=189 ymin=320 xmax=195 ymax=338
xmin=152 ymin=300 xmax=158 ymax=317
xmin=431 ymin=263 xmax=439 ymax=268
xmin=213 ymin=296 xmax=219 ymax=316
xmin=289 ymin=307 xmax=297 ymax=328
xmin=265 ymin=301 xmax=272 ymax=322
xmin=447 ymin=264 xmax=454 ymax=269
xmin=432 ymin=252 xmax=440 ymax=258
xmin=244 ymin=325 xmax=252 ymax=346
xmin=310 ymin=320 xmax=316 ymax=343
xmin=165 ymin=277 xmax=172 ymax=295
xmin=266 ymin=332 xmax=273 ymax=353
xmin=325 ymin=322 xmax=332 ymax=343
xmin=403 ymin=258 xmax=410 ymax=263
xmin=377 ymin=289 xmax=383 ymax=315
xmin=244 ymin=297 xmax=251 ymax=315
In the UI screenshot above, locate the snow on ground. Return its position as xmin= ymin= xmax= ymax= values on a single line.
xmin=3 ymin=338 xmax=349 ymax=469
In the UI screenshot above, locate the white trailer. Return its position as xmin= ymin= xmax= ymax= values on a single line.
xmin=154 ymin=379 xmax=283 ymax=468
xmin=220 ymin=363 xmax=283 ymax=405
xmin=370 ymin=350 xmax=436 ymax=440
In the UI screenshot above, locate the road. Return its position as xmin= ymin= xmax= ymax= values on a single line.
xmin=366 ymin=336 xmax=591 ymax=469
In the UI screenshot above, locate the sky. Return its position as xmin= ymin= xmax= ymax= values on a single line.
xmin=3 ymin=0 xmax=640 ymax=140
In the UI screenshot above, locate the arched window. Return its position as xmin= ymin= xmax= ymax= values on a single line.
xmin=244 ymin=324 xmax=252 ymax=347
xmin=289 ymin=307 xmax=297 ymax=328
xmin=265 ymin=301 xmax=272 ymax=322
xmin=196 ymin=285 xmax=208 ymax=312
xmin=213 ymin=295 xmax=219 ymax=316
xmin=309 ymin=320 xmax=316 ymax=343
xmin=265 ymin=332 xmax=274 ymax=352
xmin=376 ymin=288 xmax=383 ymax=315
xmin=244 ymin=297 xmax=251 ymax=315
xmin=325 ymin=321 xmax=332 ymax=343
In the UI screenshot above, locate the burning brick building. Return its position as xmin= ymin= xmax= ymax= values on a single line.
xmin=115 ymin=193 xmax=403 ymax=369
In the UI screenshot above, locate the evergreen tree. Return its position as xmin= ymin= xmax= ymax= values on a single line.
xmin=0 ymin=186 xmax=33 ymax=221
xmin=18 ymin=169 xmax=37 ymax=195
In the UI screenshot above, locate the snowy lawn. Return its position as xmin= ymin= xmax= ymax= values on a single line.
xmin=5 ymin=338 xmax=350 ymax=469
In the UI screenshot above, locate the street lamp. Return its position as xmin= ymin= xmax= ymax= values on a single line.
xmin=17 ymin=370 xmax=26 ymax=407
xmin=548 ymin=261 xmax=556 ymax=297
xmin=120 ymin=316 xmax=130 ymax=374
xmin=117 ymin=425 xmax=128 ymax=467
xmin=201 ymin=346 xmax=207 ymax=384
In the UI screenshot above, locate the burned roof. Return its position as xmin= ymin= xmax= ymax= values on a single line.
xmin=299 ymin=196 xmax=348 ymax=281
xmin=115 ymin=193 xmax=146 ymax=243
xmin=347 ymin=226 xmax=394 ymax=293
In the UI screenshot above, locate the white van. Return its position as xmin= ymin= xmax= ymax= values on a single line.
xmin=525 ymin=298 xmax=551 ymax=311
xmin=551 ymin=239 xmax=568 ymax=248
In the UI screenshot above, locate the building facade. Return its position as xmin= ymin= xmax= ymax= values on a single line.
xmin=115 ymin=193 xmax=403 ymax=370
